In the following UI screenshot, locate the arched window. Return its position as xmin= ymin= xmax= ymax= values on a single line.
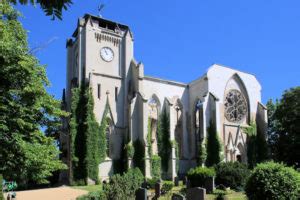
xmin=195 ymin=99 xmax=204 ymax=141
xmin=174 ymin=99 xmax=183 ymax=158
xmin=148 ymin=95 xmax=160 ymax=155
xmin=105 ymin=117 xmax=113 ymax=158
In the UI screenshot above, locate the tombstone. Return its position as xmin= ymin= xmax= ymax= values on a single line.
xmin=186 ymin=187 xmax=206 ymax=200
xmin=155 ymin=182 xmax=161 ymax=198
xmin=172 ymin=193 xmax=186 ymax=200
xmin=135 ymin=188 xmax=147 ymax=200
xmin=174 ymin=177 xmax=179 ymax=186
xmin=204 ymin=177 xmax=215 ymax=194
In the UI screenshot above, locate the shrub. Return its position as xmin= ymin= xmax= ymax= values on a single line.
xmin=151 ymin=155 xmax=161 ymax=179
xmin=104 ymin=168 xmax=144 ymax=200
xmin=0 ymin=174 xmax=3 ymax=200
xmin=146 ymin=178 xmax=159 ymax=189
xmin=245 ymin=162 xmax=300 ymax=200
xmin=76 ymin=191 xmax=106 ymax=200
xmin=213 ymin=189 xmax=228 ymax=200
xmin=206 ymin=120 xmax=222 ymax=167
xmin=187 ymin=166 xmax=215 ymax=187
xmin=161 ymin=181 xmax=174 ymax=194
xmin=215 ymin=162 xmax=250 ymax=190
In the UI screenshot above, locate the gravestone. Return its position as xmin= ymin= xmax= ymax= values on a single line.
xmin=135 ymin=188 xmax=147 ymax=200
xmin=172 ymin=193 xmax=186 ymax=200
xmin=174 ymin=177 xmax=179 ymax=186
xmin=204 ymin=177 xmax=215 ymax=193
xmin=186 ymin=187 xmax=206 ymax=200
xmin=155 ymin=182 xmax=161 ymax=198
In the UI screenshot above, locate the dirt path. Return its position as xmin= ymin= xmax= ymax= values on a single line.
xmin=6 ymin=186 xmax=88 ymax=200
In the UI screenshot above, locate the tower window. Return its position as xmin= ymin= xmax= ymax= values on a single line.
xmin=115 ymin=87 xmax=118 ymax=101
xmin=97 ymin=84 xmax=101 ymax=99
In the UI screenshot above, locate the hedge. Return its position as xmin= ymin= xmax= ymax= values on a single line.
xmin=245 ymin=162 xmax=300 ymax=200
xmin=187 ymin=166 xmax=215 ymax=187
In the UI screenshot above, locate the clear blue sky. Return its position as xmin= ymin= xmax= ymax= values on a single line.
xmin=16 ymin=0 xmax=300 ymax=103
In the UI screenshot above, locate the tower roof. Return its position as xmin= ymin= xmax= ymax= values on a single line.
xmin=72 ymin=14 xmax=132 ymax=38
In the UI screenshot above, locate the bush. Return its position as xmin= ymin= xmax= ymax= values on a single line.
xmin=245 ymin=162 xmax=300 ymax=200
xmin=213 ymin=189 xmax=228 ymax=200
xmin=76 ymin=191 xmax=106 ymax=200
xmin=0 ymin=174 xmax=3 ymax=200
xmin=104 ymin=168 xmax=144 ymax=200
xmin=161 ymin=181 xmax=174 ymax=194
xmin=146 ymin=178 xmax=159 ymax=189
xmin=187 ymin=166 xmax=215 ymax=187
xmin=215 ymin=162 xmax=250 ymax=190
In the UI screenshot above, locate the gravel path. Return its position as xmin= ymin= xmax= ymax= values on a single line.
xmin=6 ymin=186 xmax=88 ymax=200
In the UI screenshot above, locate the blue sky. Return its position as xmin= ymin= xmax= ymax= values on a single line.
xmin=16 ymin=0 xmax=300 ymax=103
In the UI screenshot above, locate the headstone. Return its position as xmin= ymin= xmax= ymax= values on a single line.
xmin=172 ymin=193 xmax=186 ymax=200
xmin=155 ymin=182 xmax=161 ymax=198
xmin=174 ymin=177 xmax=179 ymax=186
xmin=204 ymin=177 xmax=215 ymax=194
xmin=135 ymin=188 xmax=147 ymax=200
xmin=186 ymin=187 xmax=206 ymax=200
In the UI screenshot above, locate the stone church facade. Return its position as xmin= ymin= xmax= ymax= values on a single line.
xmin=60 ymin=14 xmax=267 ymax=182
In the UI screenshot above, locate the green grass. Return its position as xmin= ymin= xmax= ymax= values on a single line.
xmin=71 ymin=185 xmax=102 ymax=193
xmin=207 ymin=191 xmax=247 ymax=200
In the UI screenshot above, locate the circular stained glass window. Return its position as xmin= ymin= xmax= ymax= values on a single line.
xmin=224 ymin=90 xmax=247 ymax=123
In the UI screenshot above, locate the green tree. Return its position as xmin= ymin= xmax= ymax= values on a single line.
xmin=205 ymin=120 xmax=222 ymax=167
xmin=0 ymin=1 xmax=67 ymax=184
xmin=267 ymin=87 xmax=300 ymax=168
xmin=70 ymin=84 xmax=105 ymax=184
xmin=157 ymin=108 xmax=171 ymax=173
xmin=9 ymin=0 xmax=72 ymax=20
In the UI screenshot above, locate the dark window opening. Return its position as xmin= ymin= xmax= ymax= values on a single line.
xmin=115 ymin=87 xmax=118 ymax=101
xmin=97 ymin=84 xmax=101 ymax=99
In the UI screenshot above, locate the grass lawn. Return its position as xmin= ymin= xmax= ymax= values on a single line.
xmin=71 ymin=185 xmax=102 ymax=193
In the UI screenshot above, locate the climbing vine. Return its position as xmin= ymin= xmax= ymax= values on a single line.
xmin=70 ymin=83 xmax=106 ymax=184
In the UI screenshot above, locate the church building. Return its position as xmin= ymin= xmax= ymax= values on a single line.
xmin=60 ymin=14 xmax=268 ymax=182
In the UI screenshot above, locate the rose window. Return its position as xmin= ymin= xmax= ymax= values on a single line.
xmin=224 ymin=90 xmax=247 ymax=123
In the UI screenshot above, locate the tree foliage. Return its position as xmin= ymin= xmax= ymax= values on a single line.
xmin=205 ymin=120 xmax=222 ymax=167
xmin=0 ymin=1 xmax=67 ymax=185
xmin=267 ymin=87 xmax=300 ymax=168
xmin=70 ymin=84 xmax=105 ymax=184
xmin=157 ymin=108 xmax=171 ymax=173
xmin=132 ymin=139 xmax=145 ymax=174
xmin=8 ymin=0 xmax=72 ymax=20
xmin=245 ymin=162 xmax=300 ymax=200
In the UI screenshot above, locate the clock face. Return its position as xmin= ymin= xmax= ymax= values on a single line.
xmin=224 ymin=90 xmax=247 ymax=123
xmin=100 ymin=47 xmax=114 ymax=62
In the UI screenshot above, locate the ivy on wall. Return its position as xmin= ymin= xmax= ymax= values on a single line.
xmin=70 ymin=83 xmax=106 ymax=184
xmin=151 ymin=155 xmax=161 ymax=180
xmin=197 ymin=140 xmax=207 ymax=166
xmin=205 ymin=120 xmax=222 ymax=167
